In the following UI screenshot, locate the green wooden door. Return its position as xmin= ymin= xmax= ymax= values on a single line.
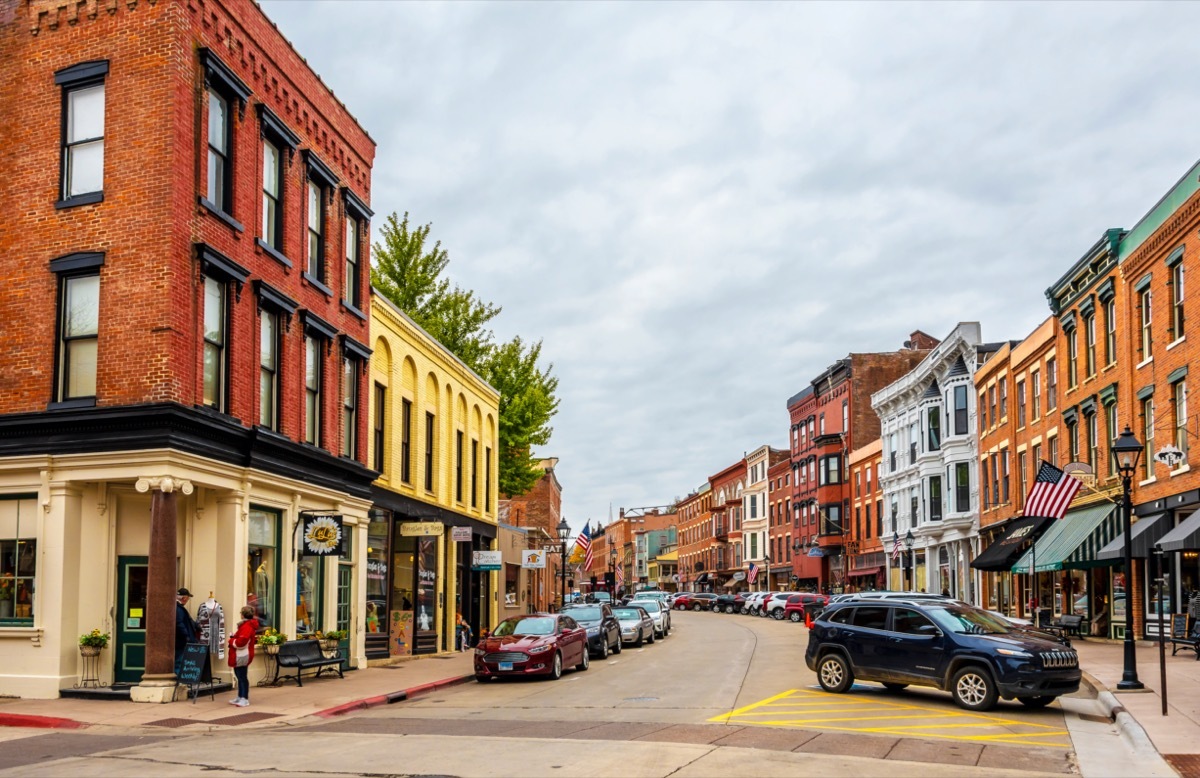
xmin=115 ymin=556 xmax=148 ymax=685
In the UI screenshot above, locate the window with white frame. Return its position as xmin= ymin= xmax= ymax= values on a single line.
xmin=1171 ymin=261 xmax=1185 ymax=342
xmin=1174 ymin=379 xmax=1188 ymax=462
xmin=342 ymin=356 xmax=357 ymax=459
xmin=259 ymin=309 xmax=278 ymax=429
xmin=0 ymin=497 xmax=38 ymax=626
xmin=1142 ymin=396 xmax=1155 ymax=480
xmin=202 ymin=276 xmax=228 ymax=410
xmin=1140 ymin=288 xmax=1153 ymax=360
xmin=305 ymin=334 xmax=322 ymax=446
xmin=262 ymin=139 xmax=282 ymax=249
xmin=1085 ymin=314 xmax=1096 ymax=378
xmin=207 ymin=89 xmax=231 ymax=213
xmin=1105 ymin=299 xmax=1117 ymax=365
xmin=57 ymin=271 xmax=100 ymax=402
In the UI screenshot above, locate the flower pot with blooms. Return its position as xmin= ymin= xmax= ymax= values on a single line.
xmin=256 ymin=628 xmax=288 ymax=655
xmin=78 ymin=629 xmax=110 ymax=657
xmin=316 ymin=629 xmax=347 ymax=655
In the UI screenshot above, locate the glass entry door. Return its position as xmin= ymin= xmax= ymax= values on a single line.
xmin=115 ymin=556 xmax=148 ymax=685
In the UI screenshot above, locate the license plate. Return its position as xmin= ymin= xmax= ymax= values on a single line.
xmin=499 ymin=662 xmax=513 ymax=671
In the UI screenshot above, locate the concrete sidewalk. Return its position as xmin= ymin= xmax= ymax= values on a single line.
xmin=1074 ymin=638 xmax=1200 ymax=776
xmin=0 ymin=652 xmax=476 ymax=732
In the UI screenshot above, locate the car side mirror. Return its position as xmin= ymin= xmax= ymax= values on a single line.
xmin=917 ymin=624 xmax=940 ymax=637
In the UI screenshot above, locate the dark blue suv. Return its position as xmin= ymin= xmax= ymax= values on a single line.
xmin=804 ymin=600 xmax=1080 ymax=711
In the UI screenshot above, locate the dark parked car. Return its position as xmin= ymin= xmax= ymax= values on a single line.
xmin=804 ymin=600 xmax=1080 ymax=711
xmin=561 ymin=603 xmax=622 ymax=658
xmin=673 ymin=593 xmax=718 ymax=611
xmin=713 ymin=593 xmax=746 ymax=614
xmin=474 ymin=613 xmax=590 ymax=682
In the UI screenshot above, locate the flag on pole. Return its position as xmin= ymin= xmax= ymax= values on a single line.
xmin=577 ymin=523 xmax=593 ymax=571
xmin=1025 ymin=461 xmax=1083 ymax=520
xmin=891 ymin=534 xmax=902 ymax=561
xmin=747 ymin=562 xmax=760 ymax=584
xmin=615 ymin=561 xmax=624 ymax=590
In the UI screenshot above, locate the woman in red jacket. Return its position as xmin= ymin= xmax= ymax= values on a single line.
xmin=228 ymin=605 xmax=258 ymax=707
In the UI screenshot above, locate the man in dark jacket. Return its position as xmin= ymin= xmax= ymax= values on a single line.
xmin=175 ymin=587 xmax=199 ymax=676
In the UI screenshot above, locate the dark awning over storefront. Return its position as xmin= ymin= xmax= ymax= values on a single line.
xmin=1097 ymin=512 xmax=1169 ymax=560
xmin=848 ymin=567 xmax=881 ymax=577
xmin=1158 ymin=508 xmax=1200 ymax=552
xmin=370 ymin=485 xmax=497 ymax=538
xmin=695 ymin=573 xmax=709 ymax=583
xmin=971 ymin=516 xmax=1053 ymax=571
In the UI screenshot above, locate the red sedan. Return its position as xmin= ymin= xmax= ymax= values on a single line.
xmin=474 ymin=613 xmax=590 ymax=682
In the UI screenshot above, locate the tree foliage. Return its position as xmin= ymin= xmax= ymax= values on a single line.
xmin=371 ymin=211 xmax=558 ymax=497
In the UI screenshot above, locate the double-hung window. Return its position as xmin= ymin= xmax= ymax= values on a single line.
xmin=343 ymin=190 xmax=372 ymax=312
xmin=301 ymin=311 xmax=337 ymax=448
xmin=455 ymin=431 xmax=465 ymax=503
xmin=401 ymin=398 xmax=413 ymax=483
xmin=50 ymin=252 xmax=105 ymax=406
xmin=1031 ymin=369 xmax=1041 ymax=418
xmin=198 ymin=245 xmax=248 ymax=414
xmin=304 ymin=152 xmax=338 ymax=290
xmin=1174 ymin=378 xmax=1189 ymax=462
xmin=1140 ymin=288 xmax=1154 ymax=361
xmin=200 ymin=50 xmax=250 ymax=223
xmin=339 ymin=336 xmax=370 ymax=460
xmin=1017 ymin=380 xmax=1026 ymax=427
xmin=955 ymin=462 xmax=971 ymax=512
xmin=1046 ymin=359 xmax=1057 ymax=411
xmin=1143 ymin=396 xmax=1155 ymax=480
xmin=257 ymin=106 xmax=298 ymax=260
xmin=471 ymin=439 xmax=479 ymax=509
xmin=1171 ymin=258 xmax=1185 ymax=342
xmin=1088 ymin=412 xmax=1099 ymax=472
xmin=953 ymin=385 xmax=968 ymax=435
xmin=373 ymin=384 xmax=387 ymax=473
xmin=1105 ymin=299 xmax=1117 ymax=365
xmin=253 ymin=280 xmax=296 ymax=431
xmin=1106 ymin=401 xmax=1119 ymax=477
xmin=1067 ymin=328 xmax=1078 ymax=387
xmin=424 ymin=412 xmax=436 ymax=492
xmin=1085 ymin=314 xmax=1096 ymax=378
xmin=485 ymin=445 xmax=492 ymax=512
xmin=56 ymin=60 xmax=108 ymax=208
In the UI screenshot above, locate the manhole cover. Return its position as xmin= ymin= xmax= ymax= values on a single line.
xmin=145 ymin=718 xmax=198 ymax=728
xmin=208 ymin=711 xmax=282 ymax=726
xmin=623 ymin=697 xmax=658 ymax=702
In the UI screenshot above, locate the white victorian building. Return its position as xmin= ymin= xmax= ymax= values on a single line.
xmin=872 ymin=323 xmax=983 ymax=601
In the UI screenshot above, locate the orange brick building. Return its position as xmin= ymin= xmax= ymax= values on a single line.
xmin=846 ymin=440 xmax=883 ymax=590
xmin=676 ymin=485 xmax=713 ymax=591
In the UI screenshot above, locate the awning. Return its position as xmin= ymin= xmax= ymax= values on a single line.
xmin=1097 ymin=512 xmax=1170 ymax=560
xmin=848 ymin=567 xmax=881 ymax=577
xmin=1011 ymin=503 xmax=1119 ymax=573
xmin=971 ymin=516 xmax=1053 ymax=571
xmin=1158 ymin=508 xmax=1200 ymax=552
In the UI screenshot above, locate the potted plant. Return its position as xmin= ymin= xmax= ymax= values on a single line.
xmin=78 ymin=628 xmax=110 ymax=657
xmin=255 ymin=628 xmax=288 ymax=655
xmin=316 ymin=629 xmax=347 ymax=656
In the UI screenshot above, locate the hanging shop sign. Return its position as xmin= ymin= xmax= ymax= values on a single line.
xmin=451 ymin=526 xmax=472 ymax=542
xmin=522 ymin=550 xmax=546 ymax=569
xmin=301 ymin=514 xmax=344 ymax=556
xmin=472 ymin=550 xmax=502 ymax=571
xmin=731 ymin=572 xmax=746 ymax=581
xmin=400 ymin=521 xmax=444 ymax=537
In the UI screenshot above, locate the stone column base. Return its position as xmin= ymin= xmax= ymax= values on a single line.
xmin=130 ymin=675 xmax=182 ymax=704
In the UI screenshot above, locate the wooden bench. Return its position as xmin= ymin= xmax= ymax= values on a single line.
xmin=275 ymin=639 xmax=344 ymax=686
xmin=1046 ymin=614 xmax=1085 ymax=639
xmin=1168 ymin=614 xmax=1200 ymax=659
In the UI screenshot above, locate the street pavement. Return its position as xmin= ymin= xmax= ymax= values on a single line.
xmin=0 ymin=612 xmax=1195 ymax=776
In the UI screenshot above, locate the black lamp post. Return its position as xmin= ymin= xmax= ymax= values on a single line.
xmin=1113 ymin=426 xmax=1145 ymax=691
xmin=904 ymin=530 xmax=915 ymax=591
xmin=556 ymin=517 xmax=571 ymax=613
xmin=609 ymin=548 xmax=616 ymax=595
xmin=763 ymin=554 xmax=772 ymax=593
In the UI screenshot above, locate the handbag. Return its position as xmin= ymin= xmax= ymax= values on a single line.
xmin=234 ymin=642 xmax=251 ymax=667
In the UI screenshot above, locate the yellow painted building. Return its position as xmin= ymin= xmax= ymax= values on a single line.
xmin=366 ymin=291 xmax=500 ymax=659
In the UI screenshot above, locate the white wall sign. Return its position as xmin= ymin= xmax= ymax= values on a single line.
xmin=471 ymin=550 xmax=502 ymax=571
xmin=451 ymin=526 xmax=472 ymax=542
xmin=522 ymin=550 xmax=546 ymax=569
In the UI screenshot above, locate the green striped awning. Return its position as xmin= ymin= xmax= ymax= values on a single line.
xmin=1011 ymin=503 xmax=1120 ymax=573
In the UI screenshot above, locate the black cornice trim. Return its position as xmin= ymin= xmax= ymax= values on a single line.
xmin=200 ymin=48 xmax=251 ymax=105
xmin=370 ymin=485 xmax=496 ymax=538
xmin=257 ymin=104 xmax=300 ymax=150
xmin=55 ymin=60 xmax=108 ymax=86
xmin=254 ymin=280 xmax=298 ymax=314
xmin=0 ymin=403 xmax=374 ymax=499
xmin=49 ymin=251 xmax=105 ymax=274
xmin=301 ymin=310 xmax=337 ymax=340
xmin=341 ymin=334 xmax=372 ymax=361
xmin=342 ymin=187 xmax=373 ymax=220
xmin=304 ymin=150 xmax=338 ymax=189
xmin=197 ymin=243 xmax=249 ymax=284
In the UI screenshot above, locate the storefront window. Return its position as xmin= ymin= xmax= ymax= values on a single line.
xmin=366 ymin=513 xmax=388 ymax=636
xmin=505 ymin=563 xmax=519 ymax=609
xmin=248 ymin=508 xmax=279 ymax=630
xmin=391 ymin=536 xmax=416 ymax=655
xmin=0 ymin=497 xmax=37 ymax=625
xmin=296 ymin=556 xmax=323 ymax=636
xmin=416 ymin=537 xmax=437 ymax=634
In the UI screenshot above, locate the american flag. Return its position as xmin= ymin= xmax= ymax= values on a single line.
xmin=747 ymin=562 xmax=760 ymax=584
xmin=1025 ymin=461 xmax=1083 ymax=520
xmin=891 ymin=534 xmax=902 ymax=561
xmin=577 ymin=523 xmax=593 ymax=571
xmin=615 ymin=561 xmax=624 ymax=590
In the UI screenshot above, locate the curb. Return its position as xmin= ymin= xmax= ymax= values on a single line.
xmin=0 ymin=713 xmax=88 ymax=730
xmin=1083 ymin=670 xmax=1161 ymax=760
xmin=314 ymin=674 xmax=474 ymax=719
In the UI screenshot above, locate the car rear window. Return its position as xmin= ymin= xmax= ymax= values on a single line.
xmin=851 ymin=606 xmax=889 ymax=631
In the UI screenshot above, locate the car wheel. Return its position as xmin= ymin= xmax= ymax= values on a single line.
xmin=740 ymin=607 xmax=748 ymax=615
xmin=635 ymin=630 xmax=643 ymax=647
xmin=951 ymin=666 xmax=998 ymax=711
xmin=773 ymin=609 xmax=784 ymax=620
xmin=612 ymin=636 xmax=622 ymax=654
xmin=693 ymin=603 xmax=702 ymax=611
xmin=576 ymin=648 xmax=590 ymax=672
xmin=1018 ymin=696 xmax=1057 ymax=709
xmin=881 ymin=683 xmax=908 ymax=693
xmin=648 ymin=629 xmax=655 ymax=644
xmin=789 ymin=611 xmax=802 ymax=622
xmin=725 ymin=605 xmax=734 ymax=614
xmin=817 ymin=653 xmax=854 ymax=694
xmin=597 ymin=638 xmax=608 ymax=660
xmin=549 ymin=652 xmax=563 ymax=680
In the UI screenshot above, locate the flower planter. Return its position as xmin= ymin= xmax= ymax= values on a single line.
xmin=263 ymin=643 xmax=281 ymax=655
xmin=79 ymin=644 xmax=102 ymax=657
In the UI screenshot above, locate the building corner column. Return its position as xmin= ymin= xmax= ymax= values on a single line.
xmin=131 ymin=476 xmax=193 ymax=704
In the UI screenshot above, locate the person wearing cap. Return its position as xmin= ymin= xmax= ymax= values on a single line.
xmin=175 ymin=587 xmax=200 ymax=676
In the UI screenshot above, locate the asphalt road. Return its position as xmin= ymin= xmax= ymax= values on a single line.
xmin=0 ymin=611 xmax=1154 ymax=776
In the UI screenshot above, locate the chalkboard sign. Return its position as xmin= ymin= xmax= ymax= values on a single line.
xmin=178 ymin=643 xmax=213 ymax=703
xmin=1172 ymin=613 xmax=1190 ymax=639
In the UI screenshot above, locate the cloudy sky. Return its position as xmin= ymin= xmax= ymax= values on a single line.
xmin=264 ymin=1 xmax=1200 ymax=535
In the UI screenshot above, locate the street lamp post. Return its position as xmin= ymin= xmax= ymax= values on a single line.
xmin=1113 ymin=426 xmax=1145 ymax=691
xmin=763 ymin=554 xmax=771 ymax=593
xmin=609 ymin=548 xmax=616 ymax=597
xmin=904 ymin=530 xmax=915 ymax=592
xmin=556 ymin=517 xmax=571 ymax=613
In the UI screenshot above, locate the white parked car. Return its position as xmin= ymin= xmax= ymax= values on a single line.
xmin=635 ymin=598 xmax=672 ymax=637
xmin=761 ymin=592 xmax=793 ymax=619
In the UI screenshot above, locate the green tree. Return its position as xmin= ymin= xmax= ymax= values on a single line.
xmin=371 ymin=212 xmax=558 ymax=497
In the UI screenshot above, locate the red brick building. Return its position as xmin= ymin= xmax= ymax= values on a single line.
xmin=707 ymin=459 xmax=747 ymax=591
xmin=500 ymin=458 xmax=563 ymax=611
xmin=0 ymin=0 xmax=375 ymax=699
xmin=676 ymin=485 xmax=713 ymax=591
xmin=766 ymin=458 xmax=794 ymax=590
xmin=787 ymin=335 xmax=936 ymax=593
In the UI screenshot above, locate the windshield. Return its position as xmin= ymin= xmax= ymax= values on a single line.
xmin=638 ymin=600 xmax=662 ymax=613
xmin=928 ymin=606 xmax=1014 ymax=635
xmin=567 ymin=607 xmax=602 ymax=621
xmin=492 ymin=617 xmax=555 ymax=637
xmin=612 ymin=609 xmax=642 ymax=620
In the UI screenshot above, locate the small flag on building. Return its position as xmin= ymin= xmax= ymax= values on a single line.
xmin=891 ymin=534 xmax=902 ymax=561
xmin=577 ymin=523 xmax=593 ymax=571
xmin=1025 ymin=461 xmax=1083 ymax=520
xmin=615 ymin=562 xmax=624 ymax=590
xmin=747 ymin=562 xmax=760 ymax=584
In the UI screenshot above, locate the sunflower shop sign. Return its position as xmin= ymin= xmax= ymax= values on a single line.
xmin=301 ymin=514 xmax=344 ymax=556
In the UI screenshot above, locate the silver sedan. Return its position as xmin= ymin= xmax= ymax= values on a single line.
xmin=612 ymin=606 xmax=656 ymax=647
xmin=634 ymin=598 xmax=671 ymax=638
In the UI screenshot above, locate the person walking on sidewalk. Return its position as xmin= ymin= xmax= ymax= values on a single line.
xmin=228 ymin=605 xmax=258 ymax=707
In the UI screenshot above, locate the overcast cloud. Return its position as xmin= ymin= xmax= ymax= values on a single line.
xmin=263 ymin=0 xmax=1200 ymax=534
